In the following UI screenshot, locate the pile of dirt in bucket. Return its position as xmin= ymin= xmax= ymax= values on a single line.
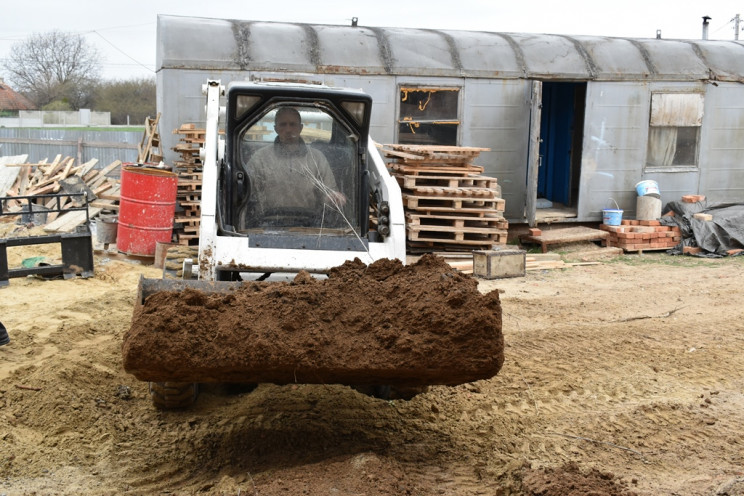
xmin=122 ymin=254 xmax=504 ymax=386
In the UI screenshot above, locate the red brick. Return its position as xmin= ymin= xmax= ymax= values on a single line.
xmin=682 ymin=194 xmax=706 ymax=203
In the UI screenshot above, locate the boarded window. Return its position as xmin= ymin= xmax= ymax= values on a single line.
xmin=398 ymin=87 xmax=459 ymax=145
xmin=646 ymin=93 xmax=703 ymax=169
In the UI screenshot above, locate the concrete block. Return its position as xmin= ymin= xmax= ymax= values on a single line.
xmin=473 ymin=249 xmax=526 ymax=279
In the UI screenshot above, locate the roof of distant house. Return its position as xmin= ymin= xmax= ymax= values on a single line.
xmin=0 ymin=79 xmax=36 ymax=111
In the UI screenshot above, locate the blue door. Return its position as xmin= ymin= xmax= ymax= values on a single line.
xmin=537 ymin=82 xmax=584 ymax=207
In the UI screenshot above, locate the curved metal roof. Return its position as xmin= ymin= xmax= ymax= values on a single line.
xmin=157 ymin=14 xmax=744 ymax=82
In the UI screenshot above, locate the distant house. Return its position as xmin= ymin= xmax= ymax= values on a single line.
xmin=0 ymin=79 xmax=36 ymax=116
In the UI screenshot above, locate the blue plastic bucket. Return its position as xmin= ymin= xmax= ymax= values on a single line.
xmin=635 ymin=180 xmax=660 ymax=198
xmin=602 ymin=209 xmax=623 ymax=226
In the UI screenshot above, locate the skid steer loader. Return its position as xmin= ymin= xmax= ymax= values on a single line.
xmin=123 ymin=80 xmax=504 ymax=409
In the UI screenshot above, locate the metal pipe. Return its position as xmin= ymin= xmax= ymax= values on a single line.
xmin=702 ymin=16 xmax=711 ymax=40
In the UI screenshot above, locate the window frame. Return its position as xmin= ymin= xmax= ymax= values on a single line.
xmin=644 ymin=92 xmax=704 ymax=172
xmin=396 ymin=85 xmax=461 ymax=146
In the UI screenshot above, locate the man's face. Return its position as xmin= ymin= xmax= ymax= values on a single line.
xmin=275 ymin=112 xmax=303 ymax=144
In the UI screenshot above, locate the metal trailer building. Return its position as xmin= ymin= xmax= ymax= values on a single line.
xmin=156 ymin=14 xmax=744 ymax=225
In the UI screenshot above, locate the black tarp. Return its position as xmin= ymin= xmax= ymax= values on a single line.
xmin=660 ymin=200 xmax=744 ymax=257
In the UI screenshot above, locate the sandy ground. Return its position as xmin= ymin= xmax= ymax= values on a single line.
xmin=1 ymin=221 xmax=744 ymax=495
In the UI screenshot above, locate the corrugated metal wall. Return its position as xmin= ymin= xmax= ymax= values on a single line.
xmin=0 ymin=128 xmax=140 ymax=167
xmin=155 ymin=16 xmax=744 ymax=223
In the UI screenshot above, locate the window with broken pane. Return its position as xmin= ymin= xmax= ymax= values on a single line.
xmin=398 ymin=87 xmax=460 ymax=145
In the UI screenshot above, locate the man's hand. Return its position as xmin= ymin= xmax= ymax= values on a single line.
xmin=329 ymin=191 xmax=347 ymax=207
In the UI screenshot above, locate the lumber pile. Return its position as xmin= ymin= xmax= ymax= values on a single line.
xmin=0 ymin=154 xmax=121 ymax=230
xmin=379 ymin=144 xmax=508 ymax=252
xmin=600 ymin=220 xmax=681 ymax=253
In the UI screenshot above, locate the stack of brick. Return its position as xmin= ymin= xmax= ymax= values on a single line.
xmin=600 ymin=220 xmax=681 ymax=253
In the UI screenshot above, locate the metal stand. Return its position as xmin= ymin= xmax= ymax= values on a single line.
xmin=0 ymin=193 xmax=94 ymax=287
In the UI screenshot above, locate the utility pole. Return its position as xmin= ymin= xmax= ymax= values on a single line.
xmin=734 ymin=14 xmax=741 ymax=40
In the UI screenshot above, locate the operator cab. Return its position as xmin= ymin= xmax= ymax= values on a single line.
xmin=220 ymin=82 xmax=373 ymax=252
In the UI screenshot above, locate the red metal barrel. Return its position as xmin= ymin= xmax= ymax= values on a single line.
xmin=117 ymin=166 xmax=178 ymax=257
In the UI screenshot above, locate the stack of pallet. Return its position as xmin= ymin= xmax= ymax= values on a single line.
xmin=172 ymin=124 xmax=204 ymax=170
xmin=379 ymin=144 xmax=508 ymax=252
xmin=170 ymin=124 xmax=207 ymax=245
xmin=600 ymin=220 xmax=681 ymax=253
xmin=173 ymin=170 xmax=202 ymax=245
xmin=1 ymin=154 xmax=121 ymax=230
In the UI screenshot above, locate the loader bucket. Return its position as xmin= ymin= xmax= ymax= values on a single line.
xmin=123 ymin=255 xmax=504 ymax=387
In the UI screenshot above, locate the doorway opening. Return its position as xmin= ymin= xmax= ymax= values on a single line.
xmin=536 ymin=81 xmax=586 ymax=222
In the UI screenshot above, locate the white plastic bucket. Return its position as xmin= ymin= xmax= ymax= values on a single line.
xmin=602 ymin=209 xmax=623 ymax=226
xmin=635 ymin=180 xmax=660 ymax=198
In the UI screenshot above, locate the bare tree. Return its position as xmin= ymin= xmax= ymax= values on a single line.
xmin=4 ymin=30 xmax=101 ymax=110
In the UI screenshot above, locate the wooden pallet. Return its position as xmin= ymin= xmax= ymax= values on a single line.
xmin=403 ymin=194 xmax=505 ymax=213
xmin=380 ymin=144 xmax=489 ymax=163
xmin=406 ymin=213 xmax=508 ymax=230
xmin=395 ymin=174 xmax=499 ymax=190
xmin=519 ymin=226 xmax=609 ymax=253
xmin=389 ymin=162 xmax=484 ymax=176
xmin=408 ymin=226 xmax=508 ymax=244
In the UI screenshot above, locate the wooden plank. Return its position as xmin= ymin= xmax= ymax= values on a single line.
xmin=79 ymin=158 xmax=99 ymax=177
xmin=88 ymin=160 xmax=122 ymax=189
xmin=91 ymin=200 xmax=119 ymax=210
xmin=43 ymin=207 xmax=102 ymax=233
xmin=98 ymin=186 xmax=121 ymax=201
xmin=44 ymin=155 xmax=67 ymax=177
xmin=0 ymin=154 xmax=28 ymax=195
xmin=93 ymin=181 xmax=114 ymax=195
xmin=17 ymin=166 xmax=31 ymax=195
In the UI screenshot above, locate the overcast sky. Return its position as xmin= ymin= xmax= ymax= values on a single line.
xmin=2 ymin=0 xmax=743 ymax=82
